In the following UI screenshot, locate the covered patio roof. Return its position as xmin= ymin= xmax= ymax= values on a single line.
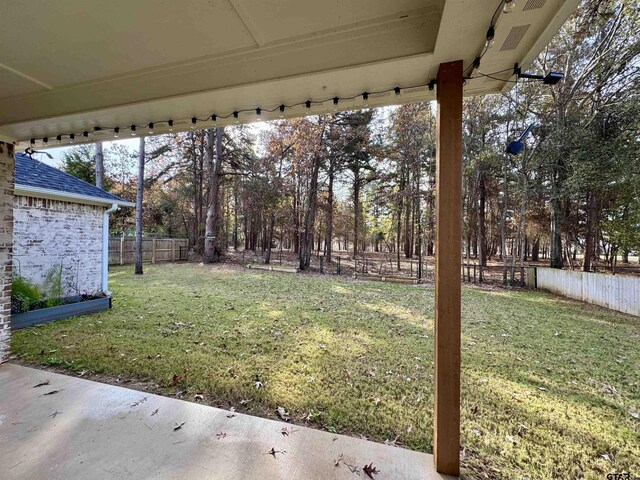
xmin=0 ymin=1 xmax=580 ymax=477
xmin=0 ymin=0 xmax=578 ymax=144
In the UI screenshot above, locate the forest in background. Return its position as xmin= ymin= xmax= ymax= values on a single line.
xmin=58 ymin=0 xmax=639 ymax=276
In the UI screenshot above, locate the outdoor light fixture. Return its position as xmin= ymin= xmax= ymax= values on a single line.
xmin=506 ymin=123 xmax=535 ymax=155
xmin=256 ymin=107 xmax=262 ymax=117
xmin=514 ymin=64 xmax=564 ymax=85
xmin=485 ymin=26 xmax=495 ymax=48
xmin=211 ymin=114 xmax=217 ymax=126
xmin=148 ymin=123 xmax=154 ymax=134
xmin=114 ymin=127 xmax=120 ymax=138
xmin=233 ymin=111 xmax=240 ymax=124
xmin=43 ymin=137 xmax=48 ymax=144
xmin=333 ymin=97 xmax=339 ymax=112
xmin=191 ymin=117 xmax=197 ymax=129
xmin=56 ymin=135 xmax=62 ymax=144
xmin=83 ymin=131 xmax=89 ymax=139
xmin=362 ymin=92 xmax=369 ymax=107
xmin=168 ymin=120 xmax=174 ymax=132
xmin=394 ymin=86 xmax=401 ymax=96
xmin=279 ymin=104 xmax=285 ymax=119
xmin=69 ymin=134 xmax=75 ymax=143
xmin=305 ymin=100 xmax=312 ymax=110
xmin=130 ymin=125 xmax=137 ymax=136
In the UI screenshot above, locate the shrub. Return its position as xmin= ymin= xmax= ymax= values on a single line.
xmin=12 ymin=276 xmax=42 ymax=312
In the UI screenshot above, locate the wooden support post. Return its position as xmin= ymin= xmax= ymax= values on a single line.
xmin=434 ymin=60 xmax=462 ymax=476
xmin=171 ymin=239 xmax=175 ymax=262
xmin=152 ymin=238 xmax=157 ymax=264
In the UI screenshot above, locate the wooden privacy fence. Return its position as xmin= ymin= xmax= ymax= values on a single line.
xmin=529 ymin=267 xmax=640 ymax=316
xmin=108 ymin=237 xmax=188 ymax=265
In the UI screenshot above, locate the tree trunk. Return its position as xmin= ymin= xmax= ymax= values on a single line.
xmin=300 ymin=154 xmax=321 ymax=270
xmin=583 ymin=190 xmax=596 ymax=272
xmin=550 ymin=196 xmax=564 ymax=269
xmin=204 ymin=128 xmax=223 ymax=263
xmin=326 ymin=158 xmax=334 ymax=263
xmin=352 ymin=172 xmax=360 ymax=259
xmin=94 ymin=142 xmax=104 ymax=190
xmin=134 ymin=137 xmax=145 ymax=275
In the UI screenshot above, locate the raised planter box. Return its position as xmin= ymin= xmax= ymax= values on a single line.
xmin=11 ymin=297 xmax=112 ymax=330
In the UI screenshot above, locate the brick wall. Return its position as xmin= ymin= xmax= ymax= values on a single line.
xmin=13 ymin=196 xmax=105 ymax=297
xmin=1 ymin=145 xmax=15 ymax=363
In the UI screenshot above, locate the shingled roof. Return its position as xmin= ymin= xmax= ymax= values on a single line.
xmin=14 ymin=153 xmax=133 ymax=207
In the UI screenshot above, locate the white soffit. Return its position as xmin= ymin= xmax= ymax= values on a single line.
xmin=0 ymin=0 xmax=580 ymax=144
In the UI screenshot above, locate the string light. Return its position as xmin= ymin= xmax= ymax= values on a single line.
xmin=56 ymin=135 xmax=62 ymax=144
xmin=21 ymin=82 xmax=438 ymax=146
xmin=485 ymin=26 xmax=495 ymax=49
xmin=503 ymin=0 xmax=515 ymax=13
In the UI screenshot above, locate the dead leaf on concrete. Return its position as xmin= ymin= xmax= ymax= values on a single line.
xmin=173 ymin=421 xmax=186 ymax=431
xmin=281 ymin=427 xmax=298 ymax=436
xmin=130 ymin=396 xmax=148 ymax=408
xmin=267 ymin=447 xmax=286 ymax=458
xmin=363 ymin=462 xmax=380 ymax=478
xmin=40 ymin=389 xmax=63 ymax=396
xmin=33 ymin=380 xmax=50 ymax=388
xmin=151 ymin=408 xmax=159 ymax=416
xmin=49 ymin=410 xmax=62 ymax=418
xmin=216 ymin=431 xmax=227 ymax=440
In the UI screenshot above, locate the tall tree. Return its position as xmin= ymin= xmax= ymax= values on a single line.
xmin=134 ymin=137 xmax=145 ymax=275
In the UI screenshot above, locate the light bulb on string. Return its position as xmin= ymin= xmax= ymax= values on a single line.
xmin=362 ymin=92 xmax=369 ymax=108
xmin=333 ymin=97 xmax=339 ymax=112
xmin=279 ymin=105 xmax=285 ymax=119
xmin=114 ymin=127 xmax=120 ymax=138
xmin=130 ymin=125 xmax=137 ymax=136
xmin=256 ymin=108 xmax=262 ymax=119
xmin=56 ymin=135 xmax=62 ymax=144
xmin=485 ymin=26 xmax=495 ymax=48
xmin=191 ymin=117 xmax=197 ymax=130
xmin=394 ymin=87 xmax=401 ymax=96
xmin=503 ymin=0 xmax=515 ymax=13
xmin=168 ymin=120 xmax=174 ymax=132
xmin=305 ymin=100 xmax=311 ymax=111
xmin=69 ymin=134 xmax=75 ymax=144
xmin=148 ymin=123 xmax=154 ymax=135
xmin=83 ymin=131 xmax=89 ymax=140
xmin=42 ymin=137 xmax=48 ymax=145
xmin=211 ymin=114 xmax=217 ymax=126
xmin=233 ymin=111 xmax=240 ymax=124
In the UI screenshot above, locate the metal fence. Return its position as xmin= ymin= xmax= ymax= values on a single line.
xmin=108 ymin=237 xmax=188 ymax=265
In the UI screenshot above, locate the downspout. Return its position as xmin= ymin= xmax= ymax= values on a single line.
xmin=102 ymin=203 xmax=119 ymax=296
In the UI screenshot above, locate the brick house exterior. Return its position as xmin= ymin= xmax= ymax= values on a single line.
xmin=0 ymin=153 xmax=133 ymax=362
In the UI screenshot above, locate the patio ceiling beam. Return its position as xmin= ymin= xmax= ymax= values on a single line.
xmin=433 ymin=60 xmax=463 ymax=476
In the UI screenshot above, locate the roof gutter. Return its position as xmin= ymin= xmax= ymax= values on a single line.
xmin=14 ymin=184 xmax=135 ymax=208
xmin=102 ymin=203 xmax=119 ymax=296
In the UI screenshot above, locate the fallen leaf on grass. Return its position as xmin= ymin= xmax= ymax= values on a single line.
xmin=40 ymin=389 xmax=63 ymax=396
xmin=363 ymin=462 xmax=380 ymax=478
xmin=33 ymin=380 xmax=50 ymax=388
xmin=174 ymin=421 xmax=186 ymax=431
xmin=276 ymin=406 xmax=290 ymax=421
xmin=600 ymin=453 xmax=613 ymax=463
xmin=630 ymin=411 xmax=639 ymax=419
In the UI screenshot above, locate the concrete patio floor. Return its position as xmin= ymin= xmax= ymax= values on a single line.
xmin=0 ymin=364 xmax=453 ymax=480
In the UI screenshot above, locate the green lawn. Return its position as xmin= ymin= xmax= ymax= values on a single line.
xmin=11 ymin=263 xmax=640 ymax=479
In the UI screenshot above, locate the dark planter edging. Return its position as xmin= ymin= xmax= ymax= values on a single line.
xmin=11 ymin=297 xmax=112 ymax=330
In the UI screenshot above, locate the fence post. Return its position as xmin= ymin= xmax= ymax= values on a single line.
xmin=120 ymin=235 xmax=124 ymax=266
xmin=171 ymin=239 xmax=175 ymax=261
xmin=152 ymin=238 xmax=157 ymax=264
